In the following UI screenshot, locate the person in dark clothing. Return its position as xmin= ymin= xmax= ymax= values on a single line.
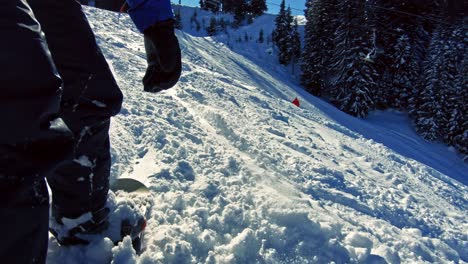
xmin=0 ymin=0 xmax=178 ymax=263
xmin=122 ymin=0 xmax=182 ymax=93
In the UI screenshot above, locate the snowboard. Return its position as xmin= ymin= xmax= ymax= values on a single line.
xmin=111 ymin=178 xmax=149 ymax=254
xmin=111 ymin=177 xmax=149 ymax=193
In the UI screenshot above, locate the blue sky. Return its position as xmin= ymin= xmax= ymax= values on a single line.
xmin=178 ymin=0 xmax=306 ymax=16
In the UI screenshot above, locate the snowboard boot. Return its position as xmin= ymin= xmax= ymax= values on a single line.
xmin=49 ymin=207 xmax=111 ymax=246
xmin=49 ymin=195 xmax=146 ymax=254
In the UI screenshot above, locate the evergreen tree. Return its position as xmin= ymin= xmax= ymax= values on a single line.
xmin=391 ymin=34 xmax=420 ymax=109
xmin=174 ymin=7 xmax=183 ymax=30
xmin=205 ymin=0 xmax=221 ymax=12
xmin=200 ymin=0 xmax=219 ymax=12
xmin=233 ymin=0 xmax=248 ymax=26
xmin=450 ymin=19 xmax=468 ymax=155
xmin=190 ymin=9 xmax=201 ymax=31
xmin=370 ymin=1 xmax=439 ymax=111
xmin=289 ymin=19 xmax=301 ymax=74
xmin=300 ymin=0 xmax=337 ymax=96
xmin=219 ymin=18 xmax=228 ymax=33
xmin=415 ymin=8 xmax=465 ymax=147
xmin=206 ymin=17 xmax=218 ymax=36
xmin=272 ymin=1 xmax=294 ymax=65
xmin=329 ymin=0 xmax=377 ymax=117
xmin=258 ymin=28 xmax=264 ymax=43
xmin=453 ymin=40 xmax=467 ymax=155
xmin=247 ymin=14 xmax=254 ymax=24
xmin=437 ymin=30 xmax=458 ymax=140
xmin=440 ymin=24 xmax=467 ymax=150
xmin=371 ymin=1 xmax=406 ymax=109
xmin=414 ymin=25 xmax=445 ymax=141
xmin=250 ymin=0 xmax=267 ymax=17
xmin=451 ymin=82 xmax=467 ymax=154
xmin=222 ymin=0 xmax=236 ymax=13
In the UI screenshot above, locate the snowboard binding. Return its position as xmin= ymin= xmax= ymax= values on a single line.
xmin=50 ymin=211 xmax=147 ymax=254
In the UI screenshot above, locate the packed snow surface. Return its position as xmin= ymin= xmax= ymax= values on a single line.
xmin=47 ymin=6 xmax=467 ymax=264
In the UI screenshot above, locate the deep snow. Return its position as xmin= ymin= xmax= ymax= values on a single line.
xmin=46 ymin=6 xmax=467 ymax=264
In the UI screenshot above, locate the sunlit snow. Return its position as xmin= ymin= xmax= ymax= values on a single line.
xmin=46 ymin=6 xmax=467 ymax=264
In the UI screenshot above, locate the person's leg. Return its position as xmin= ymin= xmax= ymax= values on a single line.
xmin=0 ymin=0 xmax=73 ymax=262
xmin=27 ymin=0 xmax=123 ymax=227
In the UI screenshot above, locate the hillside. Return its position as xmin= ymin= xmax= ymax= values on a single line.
xmin=46 ymin=6 xmax=467 ymax=264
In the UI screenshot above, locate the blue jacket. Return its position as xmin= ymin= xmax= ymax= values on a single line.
xmin=127 ymin=0 xmax=174 ymax=33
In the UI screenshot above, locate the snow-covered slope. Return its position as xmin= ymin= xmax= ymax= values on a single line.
xmin=47 ymin=7 xmax=467 ymax=264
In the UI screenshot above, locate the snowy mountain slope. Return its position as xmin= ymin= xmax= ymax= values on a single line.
xmin=175 ymin=6 xmax=467 ymax=185
xmin=47 ymin=7 xmax=467 ymax=264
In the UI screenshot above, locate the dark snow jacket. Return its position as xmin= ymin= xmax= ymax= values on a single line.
xmin=126 ymin=0 xmax=174 ymax=32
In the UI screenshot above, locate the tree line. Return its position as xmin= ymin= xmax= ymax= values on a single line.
xmin=292 ymin=0 xmax=466 ymax=155
xmin=200 ymin=0 xmax=267 ymax=25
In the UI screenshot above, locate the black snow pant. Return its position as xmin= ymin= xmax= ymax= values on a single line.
xmin=0 ymin=0 xmax=122 ymax=263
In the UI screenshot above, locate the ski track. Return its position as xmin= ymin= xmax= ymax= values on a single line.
xmin=46 ymin=7 xmax=467 ymax=264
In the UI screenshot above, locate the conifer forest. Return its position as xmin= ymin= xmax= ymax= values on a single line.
xmin=297 ymin=0 xmax=466 ymax=155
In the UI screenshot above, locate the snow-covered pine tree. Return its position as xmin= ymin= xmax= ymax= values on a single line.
xmin=200 ymin=0 xmax=220 ymax=12
xmin=437 ymin=28 xmax=458 ymax=142
xmin=413 ymin=2 xmax=465 ymax=146
xmin=329 ymin=0 xmax=377 ymax=117
xmin=448 ymin=101 xmax=467 ymax=155
xmin=233 ymin=0 xmax=248 ymax=26
xmin=222 ymin=0 xmax=236 ymax=13
xmin=258 ymin=28 xmax=264 ymax=43
xmin=449 ymin=12 xmax=468 ymax=155
xmin=407 ymin=2 xmax=440 ymax=112
xmin=290 ymin=19 xmax=301 ymax=74
xmin=190 ymin=9 xmax=201 ymax=31
xmin=174 ymin=7 xmax=183 ymax=30
xmin=414 ymin=25 xmax=445 ymax=141
xmin=391 ymin=34 xmax=420 ymax=109
xmin=207 ymin=17 xmax=218 ymax=36
xmin=452 ymin=34 xmax=467 ymax=156
xmin=301 ymin=0 xmax=324 ymax=95
xmin=301 ymin=0 xmax=338 ymax=96
xmin=441 ymin=22 xmax=467 ymax=151
xmin=219 ymin=18 xmax=228 ymax=33
xmin=250 ymin=0 xmax=267 ymax=17
xmin=366 ymin=0 xmax=394 ymax=109
xmin=272 ymin=0 xmax=294 ymax=65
